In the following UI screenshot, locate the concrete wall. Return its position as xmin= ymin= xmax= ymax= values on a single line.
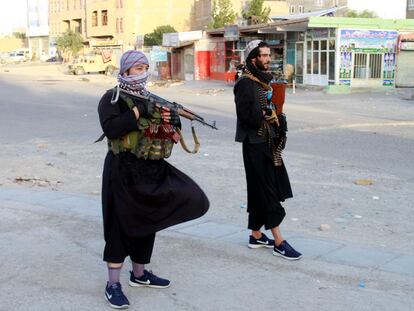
xmin=0 ymin=38 xmax=26 ymax=52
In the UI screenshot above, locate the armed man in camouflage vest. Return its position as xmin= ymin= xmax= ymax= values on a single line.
xmin=234 ymin=40 xmax=302 ymax=261
xmin=98 ymin=50 xmax=209 ymax=309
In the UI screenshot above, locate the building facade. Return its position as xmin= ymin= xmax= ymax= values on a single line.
xmin=408 ymin=0 xmax=414 ymax=18
xmin=49 ymin=0 xmax=206 ymax=50
xmin=27 ymin=0 xmax=50 ymax=59
xmin=192 ymin=0 xmax=290 ymax=30
xmin=286 ymin=0 xmax=347 ymax=15
xmin=198 ymin=16 xmax=414 ymax=89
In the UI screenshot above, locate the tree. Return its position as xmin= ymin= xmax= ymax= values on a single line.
xmin=346 ymin=9 xmax=378 ymax=18
xmin=208 ymin=0 xmax=237 ymax=29
xmin=56 ymin=30 xmax=83 ymax=60
xmin=242 ymin=0 xmax=271 ymax=24
xmin=12 ymin=32 xmax=26 ymax=39
xmin=144 ymin=25 xmax=177 ymax=46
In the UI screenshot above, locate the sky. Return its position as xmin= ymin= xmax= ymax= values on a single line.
xmin=347 ymin=0 xmax=407 ymax=19
xmin=0 ymin=0 xmax=409 ymax=35
xmin=0 ymin=0 xmax=27 ymax=35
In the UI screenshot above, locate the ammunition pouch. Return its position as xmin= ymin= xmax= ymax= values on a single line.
xmin=108 ymin=92 xmax=178 ymax=160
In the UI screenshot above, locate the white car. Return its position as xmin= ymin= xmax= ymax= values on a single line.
xmin=5 ymin=51 xmax=27 ymax=63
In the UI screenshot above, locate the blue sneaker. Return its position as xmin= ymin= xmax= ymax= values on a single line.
xmin=104 ymin=282 xmax=130 ymax=309
xmin=129 ymin=270 xmax=170 ymax=288
xmin=248 ymin=233 xmax=275 ymax=249
xmin=273 ymin=240 xmax=302 ymax=260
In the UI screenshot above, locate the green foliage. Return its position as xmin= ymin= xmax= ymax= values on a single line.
xmin=346 ymin=9 xmax=378 ymax=18
xmin=144 ymin=25 xmax=177 ymax=46
xmin=12 ymin=32 xmax=26 ymax=39
xmin=56 ymin=30 xmax=83 ymax=57
xmin=242 ymin=0 xmax=271 ymax=23
xmin=208 ymin=0 xmax=237 ymax=29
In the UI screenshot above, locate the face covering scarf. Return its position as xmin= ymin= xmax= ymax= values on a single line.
xmin=117 ymin=71 xmax=149 ymax=96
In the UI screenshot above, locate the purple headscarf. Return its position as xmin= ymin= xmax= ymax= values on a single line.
xmin=118 ymin=50 xmax=150 ymax=94
xmin=119 ymin=50 xmax=149 ymax=75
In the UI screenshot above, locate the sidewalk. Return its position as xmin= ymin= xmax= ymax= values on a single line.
xmin=1 ymin=186 xmax=413 ymax=311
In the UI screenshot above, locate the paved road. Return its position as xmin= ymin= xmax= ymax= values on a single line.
xmin=1 ymin=65 xmax=414 ymax=310
xmin=1 ymin=187 xmax=414 ymax=311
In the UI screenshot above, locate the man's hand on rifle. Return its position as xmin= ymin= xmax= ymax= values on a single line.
xmin=156 ymin=104 xmax=180 ymax=126
xmin=132 ymin=99 xmax=155 ymax=120
xmin=264 ymin=108 xmax=279 ymax=125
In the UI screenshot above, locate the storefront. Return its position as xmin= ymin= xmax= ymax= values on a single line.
xmin=168 ymin=17 xmax=414 ymax=87
xmin=395 ymin=33 xmax=414 ymax=87
xmin=162 ymin=31 xmax=203 ymax=81
xmin=301 ymin=28 xmax=337 ymax=86
xmin=337 ymin=29 xmax=398 ymax=87
xmin=206 ymin=23 xmax=290 ymax=82
xmin=298 ymin=17 xmax=414 ymax=88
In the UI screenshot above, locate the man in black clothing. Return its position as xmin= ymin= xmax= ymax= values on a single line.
xmin=234 ymin=40 xmax=302 ymax=260
xmin=98 ymin=50 xmax=209 ymax=309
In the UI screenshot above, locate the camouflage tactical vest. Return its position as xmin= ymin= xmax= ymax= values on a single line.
xmin=108 ymin=93 xmax=176 ymax=160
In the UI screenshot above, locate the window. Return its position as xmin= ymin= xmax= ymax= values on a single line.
xmin=116 ymin=18 xmax=122 ymax=33
xmin=307 ymin=41 xmax=312 ymax=74
xmin=92 ymin=11 xmax=98 ymax=26
xmin=307 ymin=39 xmax=333 ymax=77
xmin=409 ymin=0 xmax=414 ymax=10
xmin=102 ymin=10 xmax=108 ymax=26
xmin=369 ymin=54 xmax=382 ymax=79
xmin=321 ymin=52 xmax=327 ymax=75
xmin=353 ymin=54 xmax=367 ymax=79
xmin=289 ymin=5 xmax=295 ymax=15
xmin=298 ymin=5 xmax=304 ymax=14
xmin=329 ymin=51 xmax=335 ymax=80
xmin=116 ymin=0 xmax=123 ymax=8
xmin=313 ymin=51 xmax=319 ymax=74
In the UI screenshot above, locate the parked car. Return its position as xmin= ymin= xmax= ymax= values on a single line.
xmin=0 ymin=52 xmax=9 ymax=64
xmin=45 ymin=56 xmax=63 ymax=63
xmin=7 ymin=51 xmax=26 ymax=63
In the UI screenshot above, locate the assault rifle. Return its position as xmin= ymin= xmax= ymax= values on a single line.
xmin=123 ymin=90 xmax=218 ymax=130
xmin=107 ymin=88 xmax=218 ymax=153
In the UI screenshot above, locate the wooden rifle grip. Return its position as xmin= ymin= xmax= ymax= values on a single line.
xmin=178 ymin=109 xmax=195 ymax=121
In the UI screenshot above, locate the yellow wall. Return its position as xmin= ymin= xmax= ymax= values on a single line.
xmin=264 ymin=1 xmax=289 ymax=17
xmin=0 ymin=38 xmax=26 ymax=52
xmin=86 ymin=0 xmax=195 ymax=46
xmin=193 ymin=0 xmax=289 ymax=30
xmin=49 ymin=0 xmax=85 ymax=39
xmin=137 ymin=0 xmax=194 ymax=34
xmin=49 ymin=0 xmax=289 ymax=48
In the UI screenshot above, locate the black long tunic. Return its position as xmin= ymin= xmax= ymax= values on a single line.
xmin=234 ymin=77 xmax=292 ymax=218
xmin=98 ymin=90 xmax=209 ymax=238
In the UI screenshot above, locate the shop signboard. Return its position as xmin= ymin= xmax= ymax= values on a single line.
xmin=224 ymin=25 xmax=239 ymax=42
xmin=339 ymin=29 xmax=398 ymax=53
xmin=338 ymin=29 xmax=398 ymax=86
xmin=27 ymin=0 xmax=49 ymax=37
xmin=150 ymin=49 xmax=168 ymax=62
xmin=400 ymin=41 xmax=414 ymax=50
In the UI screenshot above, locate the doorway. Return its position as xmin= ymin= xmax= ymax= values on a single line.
xmin=352 ymin=53 xmax=383 ymax=87
xmin=295 ymin=42 xmax=304 ymax=83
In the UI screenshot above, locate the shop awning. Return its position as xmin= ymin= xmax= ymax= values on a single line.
xmin=271 ymin=6 xmax=345 ymax=21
